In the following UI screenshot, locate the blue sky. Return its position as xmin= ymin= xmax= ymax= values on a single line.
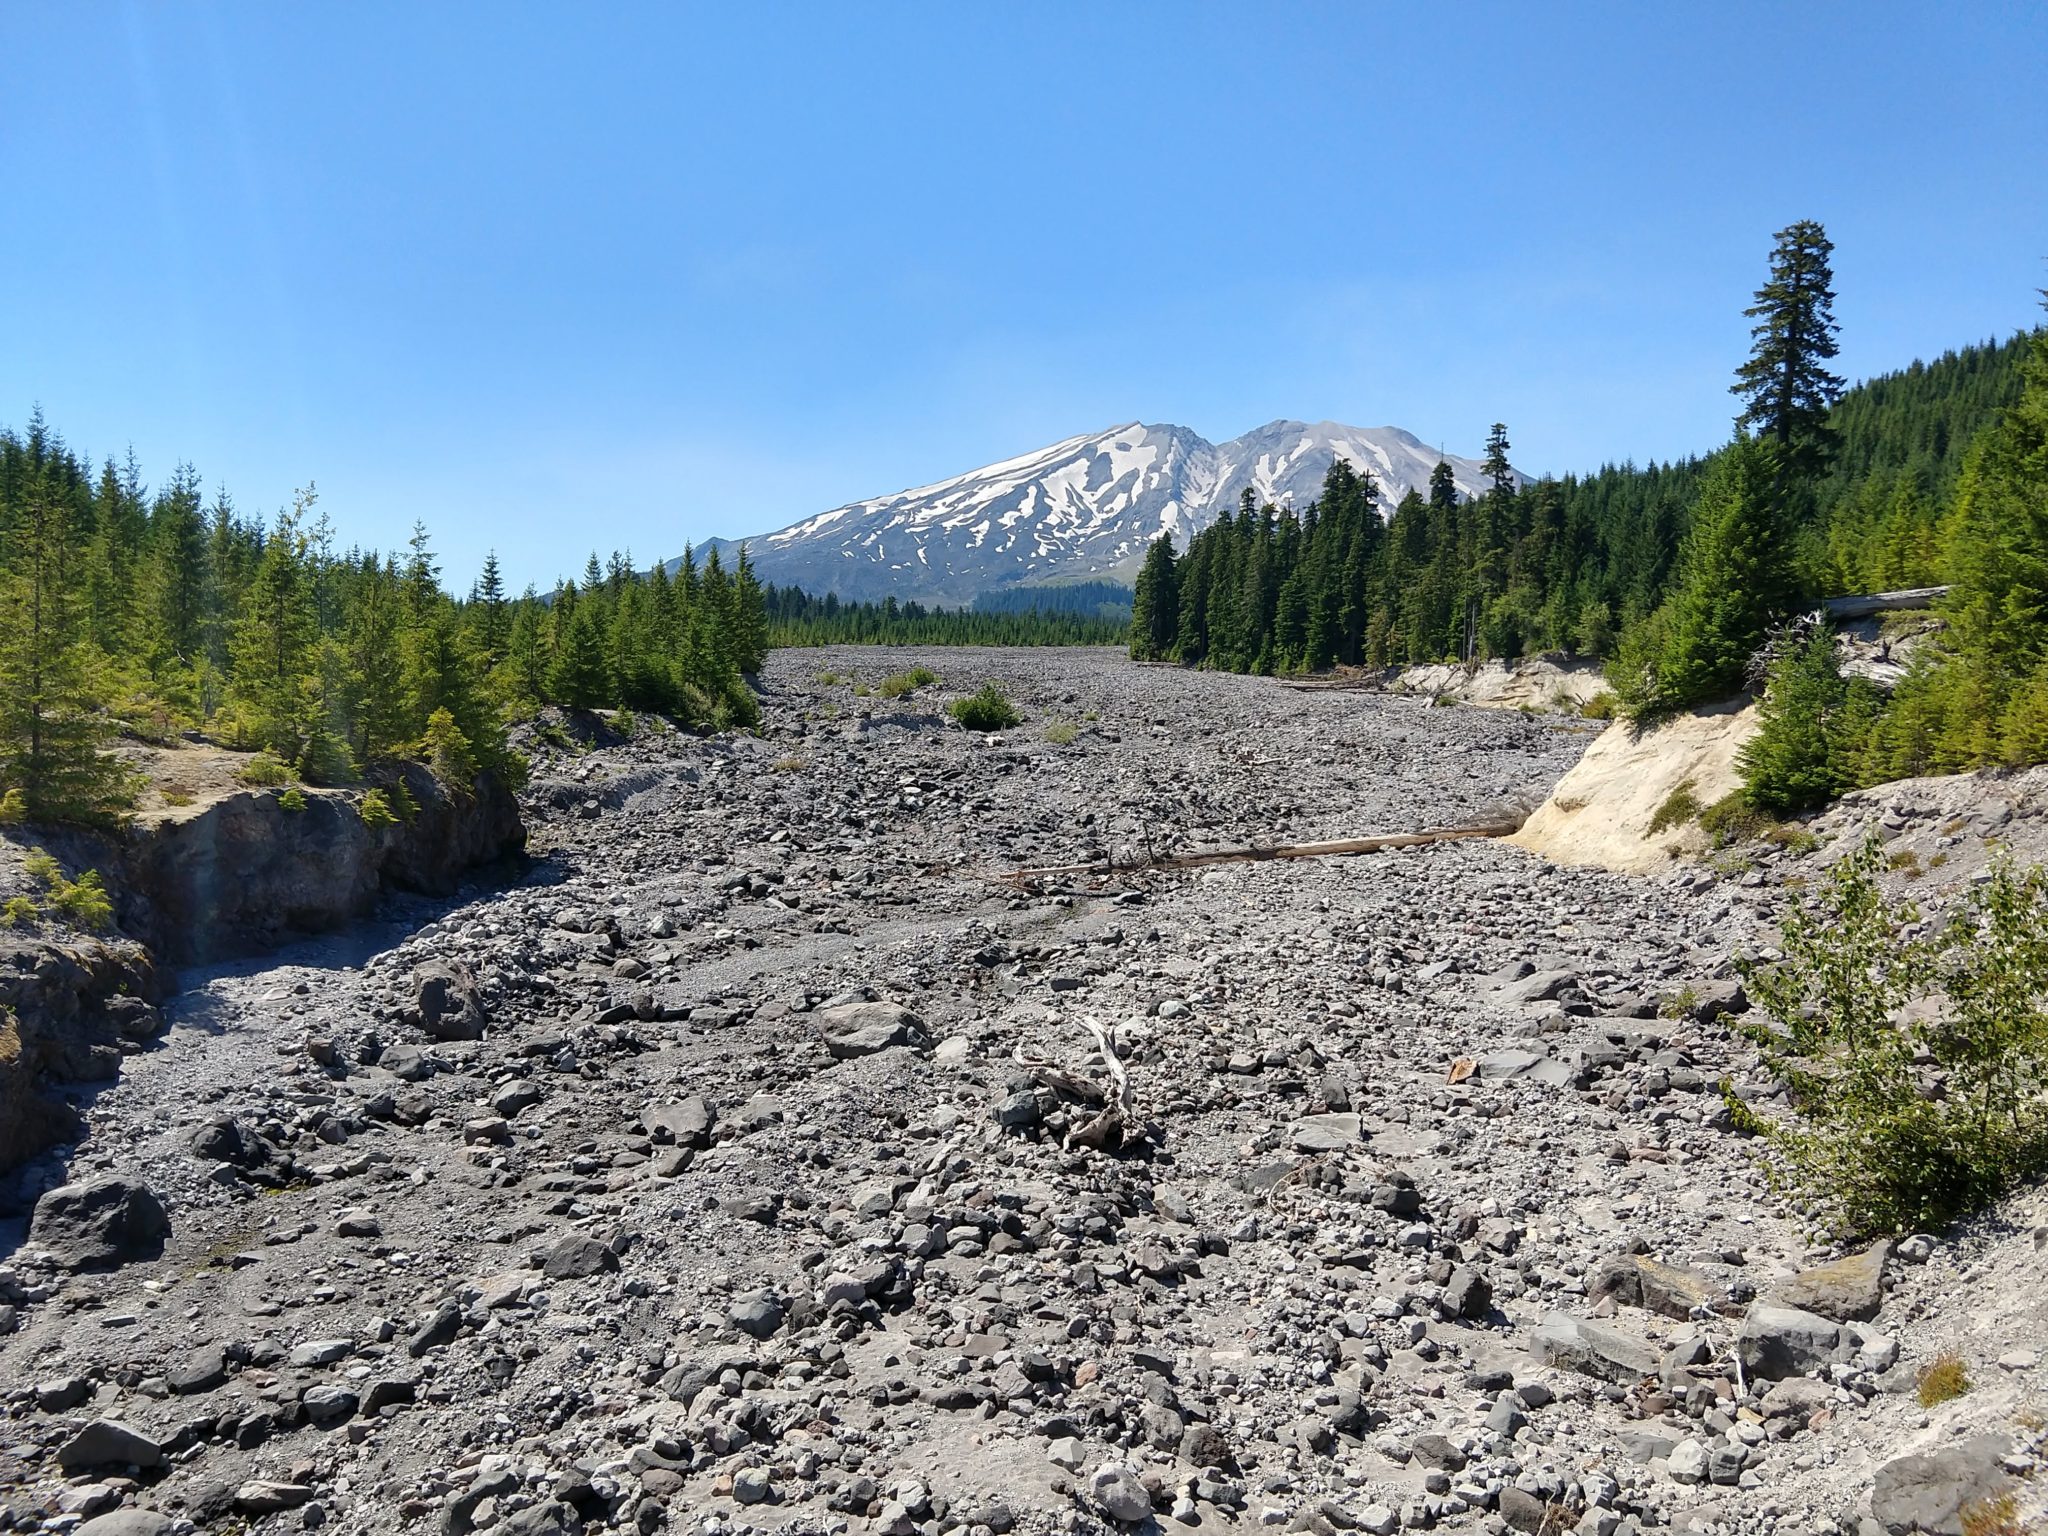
xmin=4 ymin=2 xmax=2044 ymax=591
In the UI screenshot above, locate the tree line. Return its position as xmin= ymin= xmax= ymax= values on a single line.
xmin=0 ymin=422 xmax=769 ymax=824
xmin=1130 ymin=221 xmax=2048 ymax=799
xmin=762 ymin=584 xmax=1127 ymax=647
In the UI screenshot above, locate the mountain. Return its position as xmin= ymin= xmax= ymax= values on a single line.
xmin=693 ymin=420 xmax=1505 ymax=605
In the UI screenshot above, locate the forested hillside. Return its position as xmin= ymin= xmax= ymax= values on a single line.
xmin=1132 ymin=331 xmax=2027 ymax=675
xmin=0 ymin=420 xmax=768 ymax=824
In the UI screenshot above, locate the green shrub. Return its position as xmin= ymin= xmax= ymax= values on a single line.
xmin=609 ymin=708 xmax=637 ymax=737
xmin=48 ymin=868 xmax=111 ymax=929
xmin=1738 ymin=834 xmax=2048 ymax=1234
xmin=1659 ymin=984 xmax=1702 ymax=1020
xmin=1 ymin=895 xmax=39 ymax=928
xmin=1647 ymin=779 xmax=1703 ymax=836
xmin=1043 ymin=719 xmax=1079 ymax=746
xmin=814 ymin=670 xmax=840 ymax=686
xmin=879 ymin=667 xmax=939 ymax=699
xmin=278 ymin=786 xmax=308 ymax=813
xmin=1700 ymin=791 xmax=1773 ymax=847
xmin=238 ymin=752 xmax=294 ymax=787
xmin=391 ymin=779 xmax=421 ymax=821
xmin=358 ymin=790 xmax=398 ymax=828
xmin=17 ymin=850 xmax=113 ymax=931
xmin=950 ymin=684 xmax=1021 ymax=732
xmin=0 ymin=788 xmax=25 ymax=824
xmin=1579 ymin=691 xmax=1618 ymax=721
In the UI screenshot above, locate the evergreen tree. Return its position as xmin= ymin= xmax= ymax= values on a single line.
xmin=0 ymin=415 xmax=133 ymax=822
xmin=227 ymin=490 xmax=319 ymax=755
xmin=1613 ymin=437 xmax=1791 ymax=713
xmin=1732 ymin=220 xmax=1845 ymax=480
xmin=1129 ymin=534 xmax=1179 ymax=660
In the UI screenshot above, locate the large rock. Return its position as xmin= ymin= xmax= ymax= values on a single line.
xmin=1870 ymin=1435 xmax=2014 ymax=1535
xmin=644 ymin=1095 xmax=716 ymax=1148
xmin=75 ymin=1515 xmax=176 ymax=1536
xmin=1530 ymin=1314 xmax=1660 ymax=1382
xmin=56 ymin=1419 xmax=167 ymax=1472
xmin=1590 ymin=1252 xmax=1726 ymax=1319
xmin=29 ymin=1178 xmax=170 ymax=1269
xmin=1773 ymin=1241 xmax=1890 ymax=1322
xmin=1736 ymin=1303 xmax=1856 ymax=1380
xmin=814 ymin=1002 xmax=927 ymax=1060
xmin=413 ymin=961 xmax=487 ymax=1041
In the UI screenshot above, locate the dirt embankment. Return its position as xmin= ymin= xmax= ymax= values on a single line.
xmin=1510 ymin=701 xmax=1760 ymax=872
xmin=0 ymin=747 xmax=527 ymax=1183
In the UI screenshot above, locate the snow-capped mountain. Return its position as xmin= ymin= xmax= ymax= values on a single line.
xmin=695 ymin=421 xmax=1505 ymax=605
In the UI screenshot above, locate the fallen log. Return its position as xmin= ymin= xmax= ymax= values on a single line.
xmin=1000 ymin=821 xmax=1523 ymax=883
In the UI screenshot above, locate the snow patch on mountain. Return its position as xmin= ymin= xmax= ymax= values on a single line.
xmin=694 ymin=420 xmax=1506 ymax=604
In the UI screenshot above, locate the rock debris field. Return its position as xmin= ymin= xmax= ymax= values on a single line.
xmin=3 ymin=647 xmax=2044 ymax=1536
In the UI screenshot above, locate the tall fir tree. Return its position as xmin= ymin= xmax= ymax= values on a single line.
xmin=1732 ymin=220 xmax=1845 ymax=481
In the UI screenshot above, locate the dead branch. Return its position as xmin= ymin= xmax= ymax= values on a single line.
xmin=998 ymin=821 xmax=1523 ymax=884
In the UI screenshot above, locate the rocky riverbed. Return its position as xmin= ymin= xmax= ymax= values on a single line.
xmin=2 ymin=647 xmax=2042 ymax=1536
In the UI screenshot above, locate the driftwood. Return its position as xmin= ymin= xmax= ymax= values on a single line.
xmin=999 ymin=821 xmax=1523 ymax=883
xmin=1819 ymin=586 xmax=1949 ymax=620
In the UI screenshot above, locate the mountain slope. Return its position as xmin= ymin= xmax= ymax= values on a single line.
xmin=696 ymin=420 xmax=1501 ymax=604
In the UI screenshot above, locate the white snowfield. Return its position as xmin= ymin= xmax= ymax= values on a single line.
xmin=697 ymin=420 xmax=1508 ymax=604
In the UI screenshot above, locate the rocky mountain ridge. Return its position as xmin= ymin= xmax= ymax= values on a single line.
xmin=696 ymin=422 xmax=1505 ymax=604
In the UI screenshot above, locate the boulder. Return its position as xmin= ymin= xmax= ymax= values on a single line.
xmin=1736 ymin=1303 xmax=1856 ymax=1380
xmin=644 ymin=1095 xmax=716 ymax=1148
xmin=188 ymin=1115 xmax=275 ymax=1170
xmin=413 ymin=961 xmax=487 ymax=1041
xmin=1870 ymin=1435 xmax=2014 ymax=1535
xmin=539 ymin=1232 xmax=617 ymax=1281
xmin=1773 ymin=1240 xmax=1890 ymax=1322
xmin=1590 ymin=1252 xmax=1725 ymax=1319
xmin=56 ymin=1419 xmax=166 ymax=1472
xmin=1441 ymin=1264 xmax=1492 ymax=1321
xmin=76 ymin=1515 xmax=177 ymax=1536
xmin=29 ymin=1178 xmax=170 ymax=1270
xmin=1530 ymin=1313 xmax=1660 ymax=1383
xmin=814 ymin=1002 xmax=927 ymax=1060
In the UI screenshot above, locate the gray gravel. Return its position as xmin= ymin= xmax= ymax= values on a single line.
xmin=2 ymin=647 xmax=2043 ymax=1536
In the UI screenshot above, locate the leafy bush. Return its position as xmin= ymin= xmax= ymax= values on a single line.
xmin=950 ymin=684 xmax=1020 ymax=732
xmin=879 ymin=667 xmax=939 ymax=699
xmin=1647 ymin=779 xmax=1703 ymax=836
xmin=609 ymin=708 xmax=637 ymax=737
xmin=1043 ymin=719 xmax=1079 ymax=745
xmin=1916 ymin=1353 xmax=1970 ymax=1407
xmin=160 ymin=788 xmax=194 ymax=808
xmin=0 ymin=788 xmax=25 ymax=824
xmin=238 ymin=752 xmax=294 ymax=787
xmin=1737 ymin=834 xmax=2048 ymax=1234
xmin=390 ymin=779 xmax=421 ymax=822
xmin=278 ymin=786 xmax=308 ymax=813
xmin=1 ymin=895 xmax=39 ymax=928
xmin=357 ymin=790 xmax=398 ymax=828
xmin=1579 ymin=691 xmax=1618 ymax=721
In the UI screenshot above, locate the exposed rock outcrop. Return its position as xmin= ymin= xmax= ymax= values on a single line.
xmin=111 ymin=762 xmax=524 ymax=962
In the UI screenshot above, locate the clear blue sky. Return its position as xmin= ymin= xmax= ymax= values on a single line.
xmin=5 ymin=2 xmax=2044 ymax=591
